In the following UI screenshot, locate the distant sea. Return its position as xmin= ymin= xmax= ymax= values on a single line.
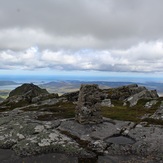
xmin=0 ymin=75 xmax=163 ymax=84
xmin=0 ymin=85 xmax=21 ymax=90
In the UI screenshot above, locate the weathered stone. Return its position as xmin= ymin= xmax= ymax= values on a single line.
xmin=106 ymin=84 xmax=145 ymax=100
xmin=88 ymin=140 xmax=107 ymax=153
xmin=75 ymin=84 xmax=103 ymax=124
xmin=34 ymin=125 xmax=45 ymax=133
xmin=105 ymin=84 xmax=158 ymax=103
xmin=127 ymin=126 xmax=163 ymax=157
xmin=144 ymin=100 xmax=158 ymax=109
xmin=125 ymin=90 xmax=159 ymax=107
xmin=101 ymin=99 xmax=114 ymax=107
xmin=150 ymin=101 xmax=163 ymax=120
xmin=58 ymin=119 xmax=130 ymax=141
xmin=17 ymin=133 xmax=25 ymax=140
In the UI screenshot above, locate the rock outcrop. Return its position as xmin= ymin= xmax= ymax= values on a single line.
xmin=144 ymin=100 xmax=158 ymax=109
xmin=150 ymin=101 xmax=163 ymax=120
xmin=125 ymin=90 xmax=158 ymax=107
xmin=0 ymin=83 xmax=50 ymax=109
xmin=104 ymin=84 xmax=158 ymax=106
xmin=75 ymin=84 xmax=103 ymax=124
xmin=9 ymin=83 xmax=48 ymax=98
xmin=58 ymin=84 xmax=159 ymax=107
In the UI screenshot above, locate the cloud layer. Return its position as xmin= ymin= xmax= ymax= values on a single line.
xmin=0 ymin=0 xmax=163 ymax=73
xmin=0 ymin=41 xmax=163 ymax=73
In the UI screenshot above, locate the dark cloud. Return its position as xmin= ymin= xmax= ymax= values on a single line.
xmin=0 ymin=0 xmax=163 ymax=50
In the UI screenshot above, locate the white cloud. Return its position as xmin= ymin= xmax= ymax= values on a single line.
xmin=0 ymin=41 xmax=163 ymax=73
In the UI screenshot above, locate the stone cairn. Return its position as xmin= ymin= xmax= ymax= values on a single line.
xmin=75 ymin=84 xmax=103 ymax=124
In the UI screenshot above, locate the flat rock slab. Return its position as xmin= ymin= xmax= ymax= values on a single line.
xmin=58 ymin=120 xmax=127 ymax=141
xmin=0 ymin=111 xmax=90 ymax=157
xmin=0 ymin=149 xmax=78 ymax=163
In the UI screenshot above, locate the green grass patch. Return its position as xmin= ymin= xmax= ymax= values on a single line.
xmin=46 ymin=101 xmax=76 ymax=118
xmin=25 ymin=101 xmax=76 ymax=120
xmin=101 ymin=98 xmax=161 ymax=123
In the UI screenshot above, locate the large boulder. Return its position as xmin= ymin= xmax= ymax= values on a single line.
xmin=125 ymin=90 xmax=159 ymax=107
xmin=101 ymin=99 xmax=114 ymax=107
xmin=75 ymin=84 xmax=103 ymax=124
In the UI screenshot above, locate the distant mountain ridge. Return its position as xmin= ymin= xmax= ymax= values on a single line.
xmin=39 ymin=80 xmax=163 ymax=95
xmin=0 ymin=80 xmax=162 ymax=96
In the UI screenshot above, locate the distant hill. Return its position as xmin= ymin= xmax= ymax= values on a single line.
xmin=39 ymin=81 xmax=135 ymax=95
xmin=9 ymin=83 xmax=49 ymax=98
xmin=40 ymin=80 xmax=163 ymax=96
xmin=0 ymin=80 xmax=162 ymax=97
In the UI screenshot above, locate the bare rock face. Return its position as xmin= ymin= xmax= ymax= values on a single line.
xmin=125 ymin=90 xmax=159 ymax=107
xmin=150 ymin=101 xmax=163 ymax=120
xmin=75 ymin=84 xmax=103 ymax=124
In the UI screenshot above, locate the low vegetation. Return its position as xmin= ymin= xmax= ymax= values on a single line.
xmin=35 ymin=98 xmax=163 ymax=125
xmin=101 ymin=98 xmax=162 ymax=124
xmin=35 ymin=101 xmax=76 ymax=120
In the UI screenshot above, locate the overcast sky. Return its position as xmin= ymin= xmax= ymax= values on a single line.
xmin=0 ymin=0 xmax=163 ymax=77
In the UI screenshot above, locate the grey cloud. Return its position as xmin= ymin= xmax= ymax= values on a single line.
xmin=0 ymin=0 xmax=163 ymax=50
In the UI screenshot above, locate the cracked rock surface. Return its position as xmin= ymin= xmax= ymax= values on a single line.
xmin=0 ymin=107 xmax=162 ymax=162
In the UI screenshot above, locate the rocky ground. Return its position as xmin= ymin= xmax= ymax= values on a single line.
xmin=0 ymin=83 xmax=162 ymax=162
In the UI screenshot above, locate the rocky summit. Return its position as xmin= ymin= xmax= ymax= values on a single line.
xmin=0 ymin=83 xmax=58 ymax=110
xmin=0 ymin=83 xmax=162 ymax=162
xmin=8 ymin=83 xmax=49 ymax=98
